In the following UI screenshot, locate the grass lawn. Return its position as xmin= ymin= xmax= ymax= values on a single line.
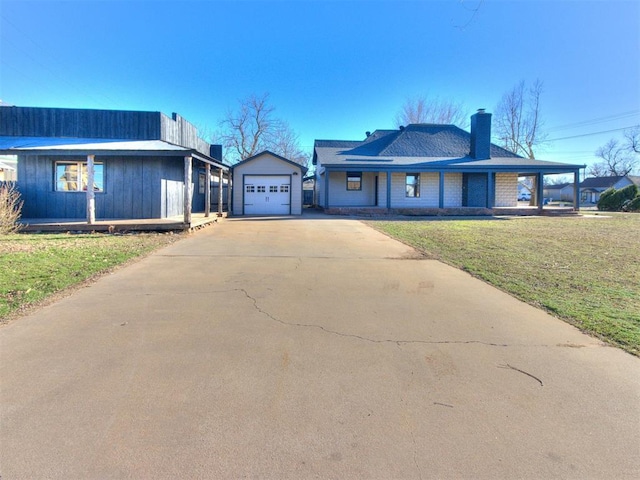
xmin=0 ymin=232 xmax=182 ymax=321
xmin=369 ymin=213 xmax=640 ymax=355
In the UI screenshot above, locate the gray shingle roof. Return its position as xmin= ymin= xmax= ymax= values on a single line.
xmin=338 ymin=124 xmax=521 ymax=158
xmin=314 ymin=124 xmax=581 ymax=172
xmin=579 ymin=176 xmax=628 ymax=188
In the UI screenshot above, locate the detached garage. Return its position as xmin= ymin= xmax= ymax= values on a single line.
xmin=232 ymin=150 xmax=307 ymax=215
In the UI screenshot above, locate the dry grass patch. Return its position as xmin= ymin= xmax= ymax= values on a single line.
xmin=369 ymin=214 xmax=640 ymax=355
xmin=0 ymin=232 xmax=182 ymax=321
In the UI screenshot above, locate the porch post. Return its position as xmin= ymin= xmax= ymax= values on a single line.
xmin=439 ymin=172 xmax=445 ymax=208
xmin=218 ymin=167 xmax=224 ymax=216
xmin=487 ymin=172 xmax=494 ymax=209
xmin=573 ymin=169 xmax=580 ymax=211
xmin=227 ymin=170 xmax=232 ymax=214
xmin=86 ymin=154 xmax=96 ymax=225
xmin=386 ymin=172 xmax=392 ymax=209
xmin=204 ymin=163 xmax=211 ymax=217
xmin=325 ymin=170 xmax=330 ymax=208
xmin=184 ymin=156 xmax=192 ymax=225
xmin=537 ymin=172 xmax=544 ymax=212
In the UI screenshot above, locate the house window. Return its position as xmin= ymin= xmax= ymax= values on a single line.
xmin=257 ymin=186 xmax=266 ymax=193
xmin=246 ymin=185 xmax=255 ymax=193
xmin=55 ymin=161 xmax=104 ymax=192
xmin=347 ymin=172 xmax=362 ymax=191
xmin=280 ymin=185 xmax=289 ymax=193
xmin=406 ymin=173 xmax=420 ymax=197
xmin=270 ymin=185 xmax=278 ymax=193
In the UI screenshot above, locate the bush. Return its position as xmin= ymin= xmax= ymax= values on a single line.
xmin=625 ymin=195 xmax=640 ymax=212
xmin=0 ymin=182 xmax=24 ymax=234
xmin=597 ymin=188 xmax=617 ymax=211
xmin=598 ymin=184 xmax=639 ymax=212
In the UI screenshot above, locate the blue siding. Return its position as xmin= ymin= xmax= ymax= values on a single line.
xmin=17 ymin=154 xmax=187 ymax=219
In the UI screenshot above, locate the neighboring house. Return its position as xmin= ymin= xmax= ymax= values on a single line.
xmin=0 ymin=155 xmax=17 ymax=181
xmin=231 ymin=150 xmax=307 ymax=215
xmin=0 ymin=106 xmax=229 ymax=225
xmin=544 ymin=182 xmax=575 ymax=202
xmin=579 ymin=175 xmax=640 ymax=204
xmin=313 ymin=110 xmax=584 ymax=214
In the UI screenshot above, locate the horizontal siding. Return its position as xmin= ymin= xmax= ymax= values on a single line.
xmin=327 ymin=171 xmax=377 ymax=207
xmin=390 ymin=172 xmax=439 ymax=208
xmin=232 ymin=153 xmax=304 ymax=215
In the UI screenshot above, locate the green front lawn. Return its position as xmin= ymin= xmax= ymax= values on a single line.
xmin=369 ymin=214 xmax=640 ymax=355
xmin=0 ymin=232 xmax=181 ymax=321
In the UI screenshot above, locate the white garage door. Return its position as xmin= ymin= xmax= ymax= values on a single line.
xmin=244 ymin=175 xmax=291 ymax=215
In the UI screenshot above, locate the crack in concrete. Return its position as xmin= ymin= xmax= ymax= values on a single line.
xmin=237 ymin=288 xmax=511 ymax=348
xmin=498 ymin=364 xmax=544 ymax=387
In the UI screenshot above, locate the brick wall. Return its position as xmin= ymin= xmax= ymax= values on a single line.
xmin=495 ymin=173 xmax=517 ymax=207
xmin=389 ymin=172 xmax=439 ymax=208
xmin=443 ymin=173 xmax=462 ymax=207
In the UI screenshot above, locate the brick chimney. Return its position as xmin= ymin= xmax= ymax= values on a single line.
xmin=470 ymin=109 xmax=492 ymax=160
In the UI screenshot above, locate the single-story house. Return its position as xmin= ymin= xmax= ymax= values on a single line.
xmin=231 ymin=150 xmax=307 ymax=215
xmin=0 ymin=106 xmax=230 ymax=226
xmin=579 ymin=175 xmax=640 ymax=204
xmin=544 ymin=182 xmax=575 ymax=202
xmin=313 ymin=109 xmax=585 ymax=215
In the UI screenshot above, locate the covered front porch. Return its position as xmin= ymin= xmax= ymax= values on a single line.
xmin=318 ymin=165 xmax=583 ymax=215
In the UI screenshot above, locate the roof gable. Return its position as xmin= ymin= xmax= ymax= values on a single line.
xmin=233 ymin=150 xmax=308 ymax=173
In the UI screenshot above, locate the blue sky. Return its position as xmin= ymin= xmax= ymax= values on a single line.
xmin=1 ymin=0 xmax=639 ymax=171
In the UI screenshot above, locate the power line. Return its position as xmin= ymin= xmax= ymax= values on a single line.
xmin=546 ymin=110 xmax=640 ymax=133
xmin=548 ymin=125 xmax=638 ymax=142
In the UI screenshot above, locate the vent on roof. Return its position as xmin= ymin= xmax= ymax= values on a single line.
xmin=399 ymin=126 xmax=405 ymax=131
xmin=366 ymin=131 xmax=371 ymax=137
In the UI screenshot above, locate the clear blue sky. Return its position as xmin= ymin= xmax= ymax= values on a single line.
xmin=1 ymin=0 xmax=639 ymax=171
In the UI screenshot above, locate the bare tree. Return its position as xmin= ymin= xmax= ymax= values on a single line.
xmin=493 ymin=79 xmax=547 ymax=160
xmin=268 ymin=120 xmax=311 ymax=170
xmin=395 ymin=96 xmax=468 ymax=128
xmin=588 ymin=127 xmax=640 ymax=176
xmin=219 ymin=93 xmax=309 ymax=168
xmin=220 ymin=93 xmax=275 ymax=162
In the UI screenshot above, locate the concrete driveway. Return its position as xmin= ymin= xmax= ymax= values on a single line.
xmin=1 ymin=213 xmax=639 ymax=479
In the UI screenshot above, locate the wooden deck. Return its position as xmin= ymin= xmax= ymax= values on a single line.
xmin=18 ymin=212 xmax=227 ymax=233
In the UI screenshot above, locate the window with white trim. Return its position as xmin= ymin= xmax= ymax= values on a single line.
xmin=55 ymin=161 xmax=104 ymax=192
